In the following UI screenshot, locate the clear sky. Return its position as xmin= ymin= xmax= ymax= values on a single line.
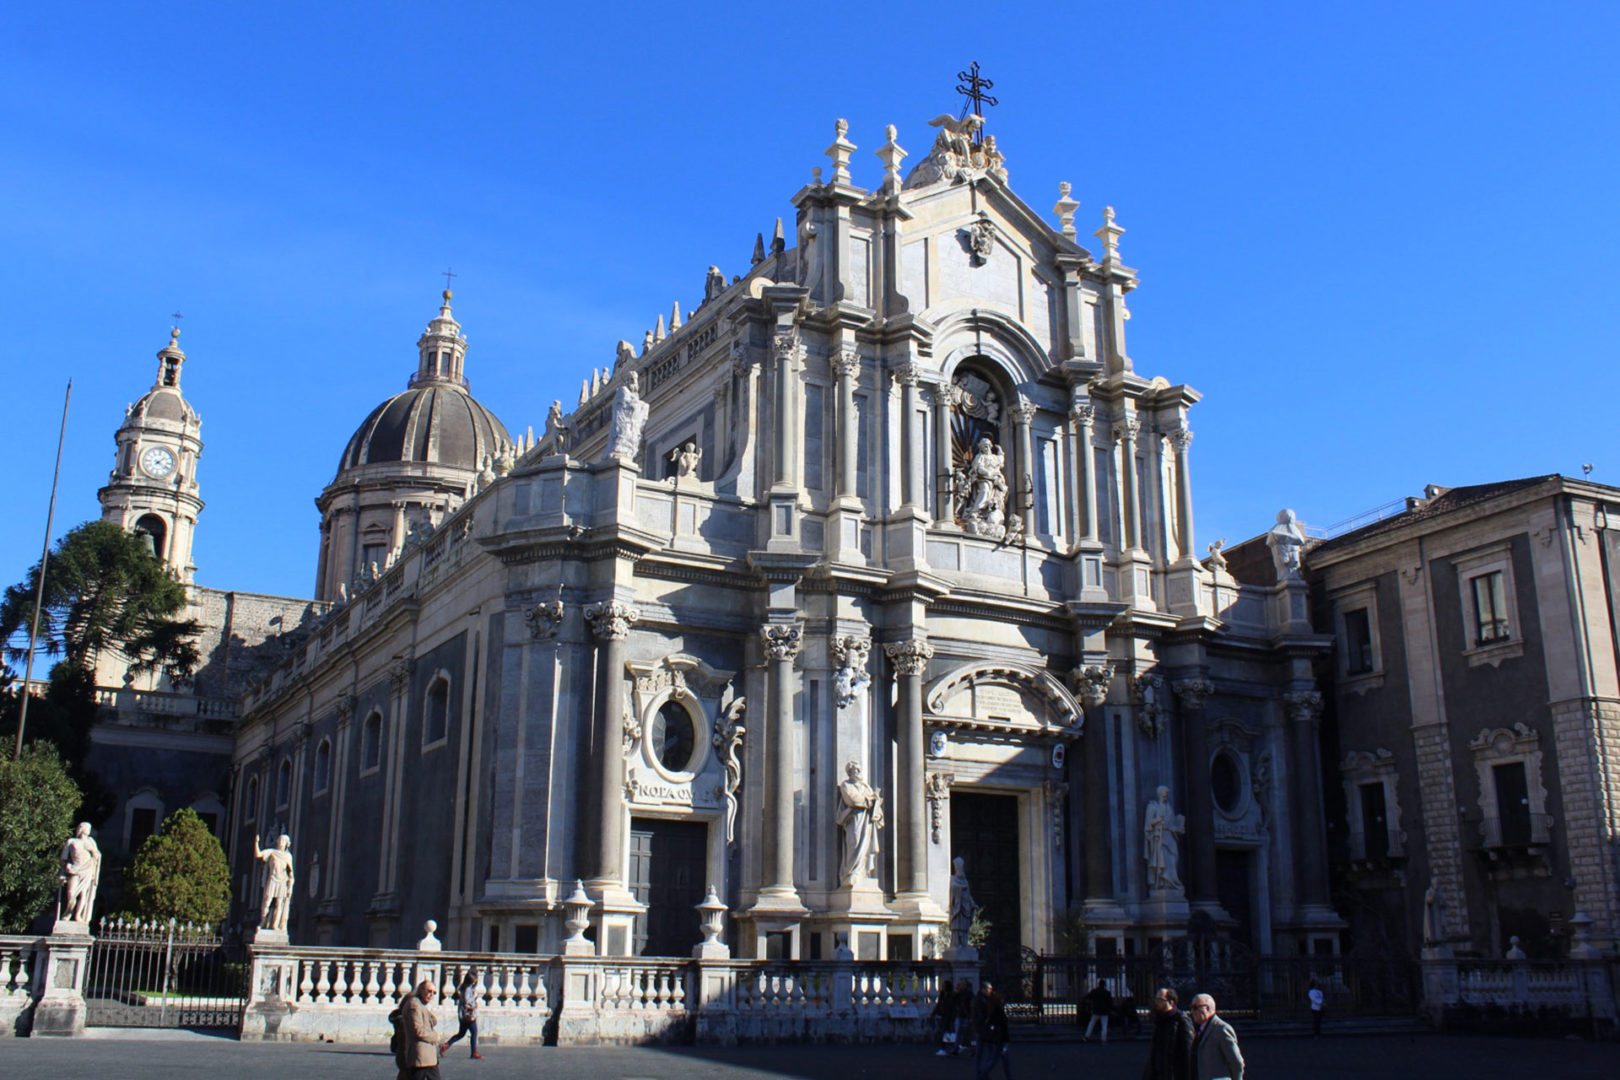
xmin=2 ymin=2 xmax=1615 ymax=601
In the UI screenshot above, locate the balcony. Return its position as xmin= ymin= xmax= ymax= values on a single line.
xmin=1478 ymin=813 xmax=1553 ymax=850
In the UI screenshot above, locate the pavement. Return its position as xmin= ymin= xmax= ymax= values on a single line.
xmin=1 ymin=1031 xmax=1615 ymax=1079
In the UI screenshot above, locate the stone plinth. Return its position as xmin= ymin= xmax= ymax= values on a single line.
xmin=30 ymin=930 xmax=91 ymax=1037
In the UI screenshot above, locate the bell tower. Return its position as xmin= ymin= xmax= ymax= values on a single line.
xmin=98 ymin=326 xmax=205 ymax=582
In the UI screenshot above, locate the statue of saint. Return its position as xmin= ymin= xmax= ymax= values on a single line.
xmin=1143 ymin=786 xmax=1185 ymax=892
xmin=1422 ymin=880 xmax=1441 ymax=945
xmin=254 ymin=833 xmax=295 ymax=932
xmin=1266 ymin=508 xmax=1306 ymax=581
xmin=608 ymin=372 xmax=650 ymax=464
xmin=948 ymin=856 xmax=977 ymax=947
xmin=59 ymin=822 xmax=102 ymax=924
xmin=836 ymin=761 xmax=884 ymax=886
xmin=955 ymin=437 xmax=1008 ymax=538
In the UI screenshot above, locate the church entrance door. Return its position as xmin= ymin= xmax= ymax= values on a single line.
xmin=950 ymin=792 xmax=1023 ymax=983
xmin=628 ymin=817 xmax=708 ymax=957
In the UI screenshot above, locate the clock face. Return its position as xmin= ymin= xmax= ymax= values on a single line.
xmin=139 ymin=446 xmax=176 ymax=479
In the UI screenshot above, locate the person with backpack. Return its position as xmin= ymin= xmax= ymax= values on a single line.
xmin=443 ymin=970 xmax=483 ymax=1060
xmin=391 ymin=979 xmax=442 ymax=1079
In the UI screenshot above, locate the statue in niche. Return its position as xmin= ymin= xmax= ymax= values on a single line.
xmin=948 ymin=856 xmax=977 ymax=948
xmin=954 ymin=438 xmax=1009 ymax=539
xmin=59 ymin=822 xmax=102 ymax=924
xmin=1143 ymin=786 xmax=1185 ymax=892
xmin=836 ymin=761 xmax=884 ymax=886
xmin=607 ymin=371 xmax=650 ymax=464
xmin=254 ymin=833 xmax=295 ymax=932
xmin=668 ymin=439 xmax=702 ymax=480
xmin=1267 ymin=508 xmax=1306 ymax=581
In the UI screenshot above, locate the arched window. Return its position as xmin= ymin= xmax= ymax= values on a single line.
xmin=650 ymin=700 xmax=697 ymax=773
xmin=125 ymin=789 xmax=165 ymax=852
xmin=192 ymin=792 xmax=226 ymax=837
xmin=314 ymin=738 xmax=332 ymax=795
xmin=244 ymin=775 xmax=259 ymax=823
xmin=133 ymin=514 xmax=168 ymax=560
xmin=361 ymin=710 xmax=384 ymax=774
xmin=423 ymin=675 xmax=451 ymax=747
xmin=275 ymin=758 xmax=292 ymax=809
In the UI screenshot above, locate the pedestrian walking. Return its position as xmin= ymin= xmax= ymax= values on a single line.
xmin=1141 ymin=986 xmax=1193 ymax=1080
xmin=444 ymin=969 xmax=484 ymax=1059
xmin=1117 ymin=984 xmax=1139 ymax=1039
xmin=1082 ymin=980 xmax=1114 ymax=1044
xmin=953 ymin=979 xmax=975 ymax=1052
xmin=393 ymin=979 xmax=442 ymax=1080
xmin=970 ymin=978 xmax=1012 ymax=1080
xmin=1306 ymin=978 xmax=1324 ymax=1037
xmin=931 ymin=977 xmax=960 ymax=1056
xmin=1188 ymin=994 xmax=1244 ymax=1080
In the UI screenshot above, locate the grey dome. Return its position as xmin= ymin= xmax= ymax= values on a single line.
xmin=129 ymin=387 xmax=194 ymax=425
xmin=337 ymin=384 xmax=510 ymax=474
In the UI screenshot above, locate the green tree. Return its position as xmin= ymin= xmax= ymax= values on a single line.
xmin=0 ymin=741 xmax=83 ymax=932
xmin=125 ymin=808 xmax=231 ymax=926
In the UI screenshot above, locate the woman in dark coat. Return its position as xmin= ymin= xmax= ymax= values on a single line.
xmin=1142 ymin=986 xmax=1193 ymax=1080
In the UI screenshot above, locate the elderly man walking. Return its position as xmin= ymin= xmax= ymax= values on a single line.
xmin=394 ymin=979 xmax=443 ymax=1079
xmin=1188 ymin=994 xmax=1244 ymax=1080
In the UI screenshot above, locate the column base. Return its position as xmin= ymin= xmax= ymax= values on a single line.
xmin=586 ymin=879 xmax=645 ymax=957
xmin=746 ymin=885 xmax=808 ymax=916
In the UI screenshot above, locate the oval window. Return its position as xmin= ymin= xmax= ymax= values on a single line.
xmin=1211 ymin=752 xmax=1243 ymax=813
xmin=651 ymin=701 xmax=696 ymax=772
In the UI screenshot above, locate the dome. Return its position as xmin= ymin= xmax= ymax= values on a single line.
xmin=337 ymin=383 xmax=510 ymax=474
xmin=134 ymin=387 xmax=193 ymax=424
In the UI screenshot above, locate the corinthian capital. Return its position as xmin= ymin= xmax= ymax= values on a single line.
xmin=772 ymin=329 xmax=804 ymax=364
xmin=892 ymin=361 xmax=925 ymax=388
xmin=832 ymin=348 xmax=862 ymax=379
xmin=1170 ymin=428 xmax=1193 ymax=453
xmin=584 ymin=600 xmax=640 ymax=641
xmin=1072 ymin=664 xmax=1114 ymax=709
xmin=1172 ymin=678 xmax=1214 ymax=711
xmin=760 ymin=622 xmax=803 ymax=660
xmin=1284 ymin=689 xmax=1324 ymax=724
xmin=389 ymin=657 xmax=415 ymax=692
xmin=526 ymin=599 xmax=565 ymax=641
xmin=1070 ymin=396 xmax=1095 ymax=426
xmin=884 ymin=638 xmax=934 ymax=677
xmin=1011 ymin=396 xmax=1038 ymax=423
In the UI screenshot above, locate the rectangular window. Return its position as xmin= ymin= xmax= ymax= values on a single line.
xmin=1494 ymin=761 xmax=1532 ymax=846
xmin=514 ymin=924 xmax=539 ymax=954
xmin=1472 ymin=571 xmax=1510 ymax=645
xmin=1343 ymin=608 xmax=1374 ymax=675
xmin=1359 ymin=782 xmax=1388 ymax=859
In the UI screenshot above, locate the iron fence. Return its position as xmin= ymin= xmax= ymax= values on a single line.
xmin=85 ymin=916 xmax=246 ymax=1029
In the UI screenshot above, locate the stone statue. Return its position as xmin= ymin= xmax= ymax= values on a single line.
xmin=59 ymin=822 xmax=101 ymax=925
xmin=1143 ymin=786 xmax=1185 ymax=892
xmin=668 ymin=439 xmax=702 ymax=479
xmin=607 ymin=371 xmax=649 ymax=464
xmin=1266 ymin=509 xmax=1306 ymax=581
xmin=954 ymin=437 xmax=1009 ymax=539
xmin=905 ymin=113 xmax=984 ymax=188
xmin=1423 ymin=880 xmax=1441 ymax=945
xmin=831 ymin=635 xmax=872 ymax=710
xmin=1204 ymin=539 xmax=1228 ymax=572
xmin=948 ymin=856 xmax=977 ymax=947
xmin=704 ymin=265 xmax=727 ymax=302
xmin=254 ymin=833 xmax=295 ymax=932
xmin=836 ymin=761 xmax=884 ymax=886
xmin=615 ymin=340 xmax=636 ymax=371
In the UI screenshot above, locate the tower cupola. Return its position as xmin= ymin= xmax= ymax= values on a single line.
xmin=414 ymin=289 xmax=468 ymax=387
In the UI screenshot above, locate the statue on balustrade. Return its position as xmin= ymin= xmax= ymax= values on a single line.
xmin=254 ymin=832 xmax=296 ymax=932
xmin=59 ymin=822 xmax=102 ymax=925
xmin=607 ymin=371 xmax=650 ymax=463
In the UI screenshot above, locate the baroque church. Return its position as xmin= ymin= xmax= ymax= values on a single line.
xmin=90 ymin=113 xmax=1349 ymax=964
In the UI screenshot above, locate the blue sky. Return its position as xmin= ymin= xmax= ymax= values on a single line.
xmin=2 ymin=3 xmax=1615 ymax=601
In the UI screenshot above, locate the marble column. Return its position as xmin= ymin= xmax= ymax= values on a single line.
xmin=1071 ymin=396 xmax=1098 ymax=542
xmin=1013 ymin=397 xmax=1037 ymax=537
xmin=1116 ymin=415 xmax=1141 ymax=551
xmin=1173 ymin=678 xmax=1218 ymax=908
xmin=1074 ymin=665 xmax=1115 ymax=903
xmin=1286 ymin=690 xmax=1331 ymax=907
xmin=771 ymin=331 xmax=800 ymax=488
xmin=895 ymin=363 xmax=923 ymax=510
xmin=885 ymin=638 xmax=935 ymax=897
xmin=584 ymin=601 xmax=638 ymax=885
xmin=834 ymin=348 xmax=860 ymax=498
xmin=933 ymin=386 xmax=954 ymax=523
xmin=759 ymin=621 xmax=803 ymax=904
xmin=1170 ymin=428 xmax=1196 ymax=563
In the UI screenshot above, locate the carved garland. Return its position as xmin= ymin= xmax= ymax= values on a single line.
xmin=925 ymin=772 xmax=955 ymax=843
xmin=712 ymin=698 xmax=747 ymax=846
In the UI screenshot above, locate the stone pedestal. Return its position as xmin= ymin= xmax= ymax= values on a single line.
xmin=246 ymin=926 xmax=289 ymax=946
xmin=31 ymin=930 xmax=91 ymax=1037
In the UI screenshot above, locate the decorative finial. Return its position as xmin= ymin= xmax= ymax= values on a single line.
xmin=751 ymin=232 xmax=766 ymax=265
xmin=1095 ymin=205 xmax=1124 ymax=262
xmin=877 ymin=124 xmax=908 ymax=193
xmin=826 ymin=118 xmax=856 ymax=184
xmin=654 ymin=313 xmax=666 ymax=342
xmin=770 ymin=218 xmax=785 ymax=257
xmin=1054 ymin=181 xmax=1079 ymax=239
xmin=670 ymin=301 xmax=682 ymax=332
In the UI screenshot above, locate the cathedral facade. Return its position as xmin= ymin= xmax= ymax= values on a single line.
xmin=194 ymin=116 xmax=1346 ymax=961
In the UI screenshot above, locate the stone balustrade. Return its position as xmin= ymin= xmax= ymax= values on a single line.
xmin=0 ymin=936 xmax=42 ymax=1037
xmin=243 ymin=941 xmax=966 ymax=1046
xmin=1422 ymin=956 xmax=1617 ymax=1027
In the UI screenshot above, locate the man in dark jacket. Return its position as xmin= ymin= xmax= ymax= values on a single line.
xmin=970 ymin=979 xmax=1012 ymax=1080
xmin=1083 ymin=980 xmax=1114 ymax=1043
xmin=1142 ymin=986 xmax=1193 ymax=1080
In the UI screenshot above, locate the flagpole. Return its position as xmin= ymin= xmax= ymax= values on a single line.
xmin=14 ymin=379 xmax=72 ymax=761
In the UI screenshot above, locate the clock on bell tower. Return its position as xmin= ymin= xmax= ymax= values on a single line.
xmin=97 ymin=326 xmax=205 ymax=582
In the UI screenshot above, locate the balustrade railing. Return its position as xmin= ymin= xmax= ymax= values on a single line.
xmin=0 ymin=937 xmax=39 ymax=1002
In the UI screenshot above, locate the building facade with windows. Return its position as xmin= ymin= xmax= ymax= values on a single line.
xmin=222 ymin=116 xmax=1345 ymax=962
xmin=1305 ymin=476 xmax=1620 ymax=960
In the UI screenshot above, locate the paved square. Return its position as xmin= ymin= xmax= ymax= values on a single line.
xmin=0 ymin=1033 xmax=1613 ymax=1079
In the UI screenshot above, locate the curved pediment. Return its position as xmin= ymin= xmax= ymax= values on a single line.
xmin=924 ymin=661 xmax=1082 ymax=735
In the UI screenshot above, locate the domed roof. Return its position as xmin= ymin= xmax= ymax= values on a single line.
xmin=337 ymin=383 xmax=510 ymax=474
xmin=136 ymin=387 xmax=193 ymax=424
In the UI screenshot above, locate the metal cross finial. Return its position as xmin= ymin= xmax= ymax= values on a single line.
xmin=441 ymin=267 xmax=457 ymax=292
xmin=955 ymin=61 xmax=998 ymax=143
